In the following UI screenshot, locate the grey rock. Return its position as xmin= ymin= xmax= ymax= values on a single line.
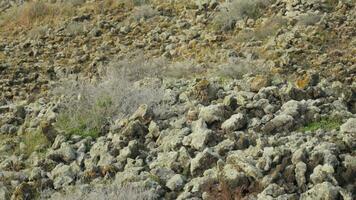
xmin=0 ymin=184 xmax=9 ymax=200
xmin=190 ymin=148 xmax=219 ymax=176
xmin=166 ymin=174 xmax=185 ymax=191
xmin=184 ymin=119 xmax=213 ymax=150
xmin=0 ymin=124 xmax=18 ymax=134
xmin=263 ymin=114 xmax=294 ymax=134
xmin=221 ymin=113 xmax=247 ymax=132
xmin=198 ymin=104 xmax=227 ymax=124
xmin=149 ymin=151 xmax=179 ymax=171
xmin=48 ymin=143 xmax=76 ymax=163
xmin=295 ymin=162 xmax=307 ymax=190
xmin=222 ymin=164 xmax=249 ymax=188
xmin=310 ymin=164 xmax=337 ymax=185
xmin=300 ymin=182 xmax=351 ymax=200
xmin=340 ymin=118 xmax=356 ymax=133
xmin=257 ymin=183 xmax=285 ymax=199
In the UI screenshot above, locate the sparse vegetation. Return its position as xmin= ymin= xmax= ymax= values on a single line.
xmin=54 ymin=56 xmax=165 ymax=138
xmin=214 ymin=59 xmax=268 ymax=79
xmin=298 ymin=117 xmax=343 ymax=132
xmin=212 ymin=0 xmax=273 ymax=31
xmin=131 ymin=5 xmax=158 ymax=21
xmin=20 ymin=130 xmax=50 ymax=157
xmin=0 ymin=1 xmax=76 ymax=30
xmin=297 ymin=13 xmax=322 ymax=26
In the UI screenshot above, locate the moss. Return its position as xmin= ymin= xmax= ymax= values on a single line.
xmin=298 ymin=117 xmax=343 ymax=132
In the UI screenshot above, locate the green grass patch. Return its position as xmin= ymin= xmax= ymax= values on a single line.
xmin=20 ymin=130 xmax=50 ymax=157
xmin=298 ymin=117 xmax=343 ymax=132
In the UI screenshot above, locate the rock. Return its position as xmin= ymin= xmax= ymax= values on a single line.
xmin=29 ymin=167 xmax=44 ymax=181
xmin=257 ymin=183 xmax=285 ymax=199
xmin=184 ymin=119 xmax=213 ymax=150
xmin=117 ymin=140 xmax=140 ymax=163
xmin=222 ymin=164 xmax=249 ymax=188
xmin=198 ymin=104 xmax=228 ymax=124
xmin=148 ymin=121 xmax=160 ymax=138
xmin=52 ymin=135 xmax=66 ymax=150
xmin=263 ymin=114 xmax=294 ymax=134
xmin=295 ymin=162 xmax=307 ymax=190
xmin=166 ymin=174 xmax=185 ymax=191
xmin=129 ymin=104 xmax=153 ymax=124
xmin=121 ymin=120 xmax=147 ymax=138
xmin=226 ymin=151 xmax=263 ymax=180
xmin=190 ymin=148 xmax=219 ymax=176
xmin=157 ymin=128 xmax=189 ymax=151
xmin=340 ymin=118 xmax=356 ymax=133
xmin=0 ymin=124 xmax=18 ymax=134
xmin=300 ymin=182 xmax=350 ymax=200
xmin=11 ymin=182 xmax=35 ymax=200
xmin=51 ymin=163 xmax=80 ymax=189
xmin=310 ymin=164 xmax=337 ymax=185
xmin=47 ymin=143 xmax=76 ymax=163
xmin=250 ymin=75 xmax=270 ymax=92
xmin=149 ymin=151 xmax=179 ymax=171
xmin=221 ymin=113 xmax=247 ymax=132
xmin=0 ymin=184 xmax=9 ymax=200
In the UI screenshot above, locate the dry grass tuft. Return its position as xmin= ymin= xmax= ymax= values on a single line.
xmin=212 ymin=0 xmax=273 ymax=31
xmin=54 ymin=55 xmax=165 ymax=138
xmin=0 ymin=1 xmax=76 ymax=30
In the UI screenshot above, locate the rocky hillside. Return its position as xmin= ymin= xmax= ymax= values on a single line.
xmin=0 ymin=0 xmax=355 ymax=199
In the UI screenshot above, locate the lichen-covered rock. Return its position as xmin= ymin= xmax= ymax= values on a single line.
xmin=198 ymin=104 xmax=228 ymax=124
xmin=221 ymin=113 xmax=247 ymax=132
xmin=340 ymin=118 xmax=356 ymax=133
xmin=166 ymin=174 xmax=185 ymax=191
xmin=183 ymin=119 xmax=213 ymax=150
xmin=300 ymin=182 xmax=352 ymax=200
xmin=190 ymin=148 xmax=219 ymax=176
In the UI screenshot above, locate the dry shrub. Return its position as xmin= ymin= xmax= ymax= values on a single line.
xmin=131 ymin=5 xmax=158 ymax=21
xmin=54 ymin=55 xmax=165 ymax=138
xmin=212 ymin=0 xmax=273 ymax=31
xmin=0 ymin=1 xmax=76 ymax=29
xmin=297 ymin=13 xmax=322 ymax=26
xmin=214 ymin=59 xmax=268 ymax=79
xmin=253 ymin=16 xmax=288 ymax=41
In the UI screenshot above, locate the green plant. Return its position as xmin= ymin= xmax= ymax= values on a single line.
xmin=298 ymin=117 xmax=343 ymax=132
xmin=20 ymin=130 xmax=50 ymax=156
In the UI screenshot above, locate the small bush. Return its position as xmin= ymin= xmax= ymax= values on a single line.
xmin=214 ymin=59 xmax=268 ymax=79
xmin=65 ymin=21 xmax=88 ymax=36
xmin=297 ymin=13 xmax=322 ymax=26
xmin=0 ymin=1 xmax=76 ymax=29
xmin=54 ymin=56 xmax=165 ymax=138
xmin=298 ymin=116 xmax=343 ymax=132
xmin=212 ymin=0 xmax=272 ymax=31
xmin=131 ymin=5 xmax=158 ymax=21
